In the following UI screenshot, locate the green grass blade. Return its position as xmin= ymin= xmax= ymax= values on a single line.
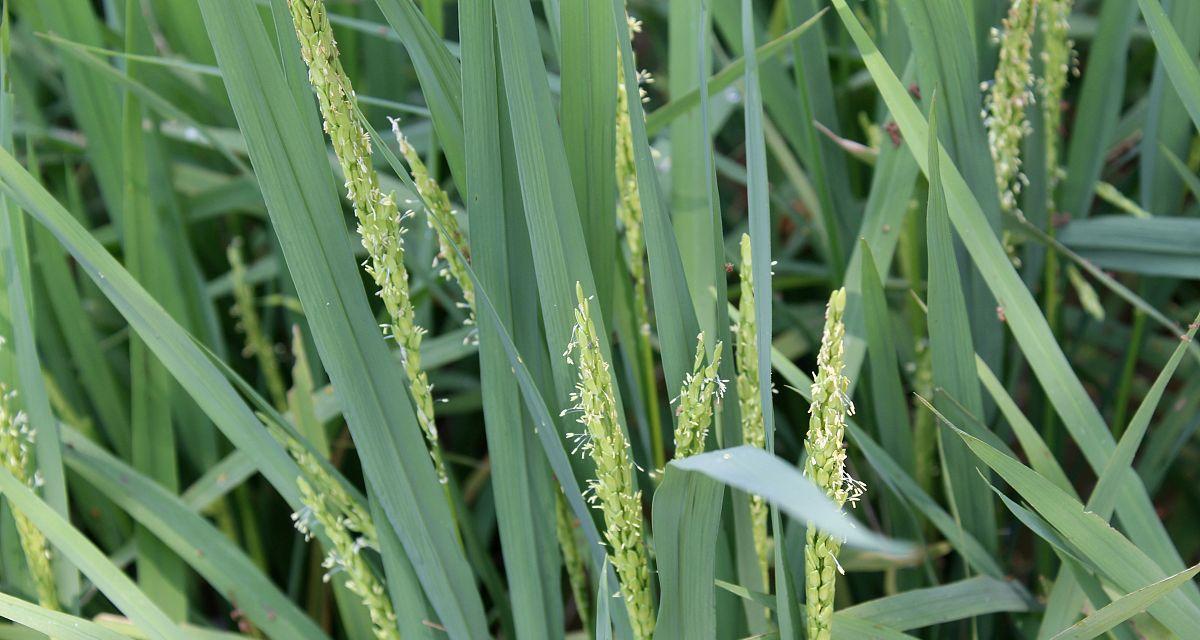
xmin=924 ymin=95 xmax=996 ymax=556
xmin=1057 ymin=216 xmax=1200 ymax=279
xmin=839 ymin=576 xmax=1033 ymax=631
xmin=651 ymin=465 xmax=724 ymax=638
xmin=1050 ymin=564 xmax=1200 ymax=640
xmin=674 ymin=446 xmax=912 ymax=556
xmin=370 ymin=0 xmax=465 ymax=185
xmin=560 ymin=0 xmax=616 ymax=323
xmin=0 ymin=591 xmax=128 ymax=640
xmin=947 ymin=426 xmax=1200 ymax=636
xmin=121 ymin=4 xmax=185 ymax=617
xmin=1060 ymin=0 xmax=1139 ymax=220
xmin=459 ymin=0 xmax=562 ymax=636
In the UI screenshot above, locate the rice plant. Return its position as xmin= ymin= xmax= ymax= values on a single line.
xmin=0 ymin=0 xmax=1196 ymax=638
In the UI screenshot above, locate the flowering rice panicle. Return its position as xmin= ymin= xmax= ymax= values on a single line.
xmin=984 ymin=0 xmax=1039 ymax=213
xmin=803 ymin=288 xmax=865 ymax=640
xmin=389 ymin=117 xmax=475 ymax=324
xmin=734 ymin=234 xmax=771 ymax=590
xmin=287 ymin=0 xmax=448 ymax=484
xmin=564 ymin=283 xmax=654 ymax=639
xmin=288 ymin=452 xmax=397 ymax=640
xmin=0 ymin=381 xmax=58 ymax=610
xmin=672 ymin=334 xmax=724 ymax=460
xmin=1039 ymin=0 xmax=1076 ymax=184
xmin=228 ymin=239 xmax=288 ymax=410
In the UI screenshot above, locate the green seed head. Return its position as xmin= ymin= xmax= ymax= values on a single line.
xmin=984 ymin=0 xmax=1039 ymax=212
xmin=672 ymin=333 xmax=724 ymax=460
xmin=565 ymin=283 xmax=654 ymax=639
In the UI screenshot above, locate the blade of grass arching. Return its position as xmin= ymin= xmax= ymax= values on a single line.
xmin=16 ymin=0 xmax=124 ymax=214
xmin=609 ymin=0 xmax=700 ymax=395
xmin=459 ymin=0 xmax=562 ymax=635
xmin=830 ymin=3 xmax=1200 ymax=604
xmin=0 ymin=591 xmax=129 ymax=640
xmin=370 ymin=0 xmax=465 ymax=185
xmin=947 ymin=426 xmax=1200 ymax=636
xmin=1039 ymin=314 xmax=1200 ymax=635
xmin=0 ymin=466 xmax=178 ymax=639
xmin=674 ymin=446 xmax=913 ymax=557
xmin=924 ymin=95 xmax=996 ymax=557
xmin=0 ymin=24 xmax=76 ymax=605
xmin=859 ymin=242 xmax=916 ymax=482
xmin=59 ymin=429 xmax=331 ymax=640
xmin=646 ymin=11 xmax=826 ymax=135
xmin=1059 ymin=0 xmax=1139 ymax=220
xmin=121 ymin=4 xmax=185 ymax=617
xmin=651 ymin=465 xmax=724 ymax=639
xmin=1050 ymin=564 xmax=1200 ymax=640
xmin=196 ymin=3 xmax=487 ymax=635
xmin=766 ymin=335 xmax=1006 ymax=579
xmin=975 ymin=357 xmax=1075 ymax=498
xmin=893 ymin=0 xmax=1003 ymax=401
xmin=1140 ymin=0 xmax=1200 ymax=216
xmin=839 ymin=576 xmax=1033 ymax=631
xmin=560 ymin=0 xmax=616 ymax=323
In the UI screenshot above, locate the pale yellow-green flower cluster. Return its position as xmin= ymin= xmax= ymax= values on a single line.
xmin=287 ymin=0 xmax=448 ymax=484
xmin=615 ymin=15 xmax=652 ymax=342
xmin=564 ymin=283 xmax=653 ymax=639
xmin=984 ymin=0 xmax=1039 ymax=212
xmin=0 ymin=382 xmax=57 ymax=610
xmin=734 ymin=234 xmax=770 ymax=590
xmin=283 ymin=434 xmax=398 ymax=640
xmin=228 ymin=239 xmax=288 ymax=410
xmin=803 ymin=289 xmax=864 ymax=640
xmin=672 ymin=334 xmax=723 ymax=460
xmin=389 ymin=118 xmax=475 ymax=324
xmin=1040 ymin=0 xmax=1076 ymax=183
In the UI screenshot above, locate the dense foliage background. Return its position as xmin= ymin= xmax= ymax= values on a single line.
xmin=0 ymin=0 xmax=1195 ymax=638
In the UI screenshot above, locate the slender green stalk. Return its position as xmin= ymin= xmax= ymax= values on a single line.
xmin=735 ymin=234 xmax=770 ymax=590
xmin=803 ymin=288 xmax=864 ymax=640
xmin=0 ymin=380 xmax=57 ymax=610
xmin=565 ymin=283 xmax=654 ymax=639
xmin=615 ymin=14 xmax=664 ymax=472
xmin=228 ymin=239 xmax=288 ymax=411
xmin=985 ymin=0 xmax=1039 ymax=213
xmin=672 ymin=334 xmax=723 ymax=460
xmin=286 ymin=0 xmax=449 ymax=485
